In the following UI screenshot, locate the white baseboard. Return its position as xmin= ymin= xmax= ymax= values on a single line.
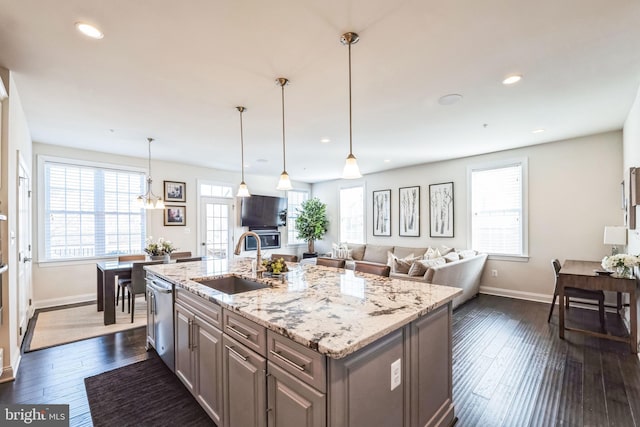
xmin=34 ymin=293 xmax=95 ymax=310
xmin=479 ymin=286 xmax=551 ymax=304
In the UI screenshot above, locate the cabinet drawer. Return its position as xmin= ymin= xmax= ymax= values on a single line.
xmin=176 ymin=288 xmax=222 ymax=329
xmin=267 ymin=330 xmax=326 ymax=392
xmin=223 ymin=309 xmax=266 ymax=356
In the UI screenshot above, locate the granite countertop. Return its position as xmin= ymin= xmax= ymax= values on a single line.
xmin=146 ymin=258 xmax=462 ymax=359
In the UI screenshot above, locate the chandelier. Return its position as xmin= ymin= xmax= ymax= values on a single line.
xmin=137 ymin=137 xmax=165 ymax=209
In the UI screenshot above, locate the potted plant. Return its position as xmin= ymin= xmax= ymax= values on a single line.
xmin=295 ymin=197 xmax=329 ymax=257
xmin=144 ymin=237 xmax=176 ymax=263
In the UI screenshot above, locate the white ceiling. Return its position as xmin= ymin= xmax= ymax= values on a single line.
xmin=1 ymin=0 xmax=640 ymax=183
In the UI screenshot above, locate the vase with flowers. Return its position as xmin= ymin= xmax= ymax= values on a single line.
xmin=601 ymin=253 xmax=639 ymax=278
xmin=145 ymin=237 xmax=176 ymax=263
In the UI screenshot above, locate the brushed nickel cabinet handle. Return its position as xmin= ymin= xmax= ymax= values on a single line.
xmin=226 ymin=324 xmax=250 ymax=340
xmin=225 ymin=344 xmax=248 ymax=361
xmin=269 ymin=350 xmax=306 ymax=371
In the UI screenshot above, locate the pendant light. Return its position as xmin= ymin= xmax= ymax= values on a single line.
xmin=276 ymin=77 xmax=293 ymax=191
xmin=236 ymin=106 xmax=251 ymax=198
xmin=137 ymin=137 xmax=165 ymax=209
xmin=341 ymin=32 xmax=362 ymax=179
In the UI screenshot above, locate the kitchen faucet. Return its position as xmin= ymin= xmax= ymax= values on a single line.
xmin=234 ymin=231 xmax=263 ymax=275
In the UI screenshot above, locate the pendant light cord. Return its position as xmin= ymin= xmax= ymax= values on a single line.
xmin=278 ymin=78 xmax=288 ymax=172
xmin=239 ymin=108 xmax=245 ymax=181
xmin=348 ymin=41 xmax=353 ymax=156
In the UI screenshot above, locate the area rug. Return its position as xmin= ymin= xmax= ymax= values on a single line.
xmin=85 ymin=355 xmax=215 ymax=427
xmin=25 ymin=295 xmax=147 ymax=352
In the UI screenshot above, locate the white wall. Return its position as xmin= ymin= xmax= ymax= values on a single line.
xmin=32 ymin=142 xmax=310 ymax=307
xmin=312 ymin=131 xmax=624 ymax=301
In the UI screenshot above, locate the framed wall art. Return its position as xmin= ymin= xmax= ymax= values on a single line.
xmin=164 ymin=205 xmax=186 ymax=226
xmin=399 ymin=186 xmax=420 ymax=237
xmin=373 ymin=189 xmax=391 ymax=236
xmin=164 ymin=180 xmax=186 ymax=203
xmin=429 ymin=182 xmax=454 ymax=237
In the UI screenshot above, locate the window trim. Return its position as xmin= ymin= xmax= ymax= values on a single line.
xmin=467 ymin=157 xmax=529 ymax=260
xmin=339 ymin=182 xmax=366 ymax=244
xmin=37 ymin=155 xmax=147 ymax=264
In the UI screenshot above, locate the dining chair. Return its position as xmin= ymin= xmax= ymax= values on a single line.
xmin=270 ymin=254 xmax=299 ymax=262
xmin=116 ymin=254 xmax=146 ymax=308
xmin=176 ymin=256 xmax=204 ymax=263
xmin=354 ymin=261 xmax=391 ymax=277
xmin=548 ymin=258 xmax=605 ymax=329
xmin=170 ymin=251 xmax=192 ymax=260
xmin=125 ymin=260 xmax=164 ymax=322
xmin=316 ymin=257 xmax=346 ymax=268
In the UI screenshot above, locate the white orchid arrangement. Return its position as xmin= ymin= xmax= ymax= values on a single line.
xmin=144 ymin=236 xmax=176 ymax=256
xmin=601 ymin=253 xmax=640 ymax=271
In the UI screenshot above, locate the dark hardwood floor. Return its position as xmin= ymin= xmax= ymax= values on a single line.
xmin=1 ymin=295 xmax=639 ymax=426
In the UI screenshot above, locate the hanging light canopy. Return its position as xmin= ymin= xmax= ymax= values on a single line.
xmin=276 ymin=77 xmax=293 ymax=191
xmin=137 ymin=137 xmax=165 ymax=209
xmin=341 ymin=31 xmax=362 ymax=179
xmin=236 ymin=106 xmax=251 ymax=198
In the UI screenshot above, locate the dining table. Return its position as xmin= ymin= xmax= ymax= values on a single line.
xmin=96 ymin=260 xmax=136 ymax=325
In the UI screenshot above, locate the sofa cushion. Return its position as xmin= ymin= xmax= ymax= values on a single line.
xmin=408 ymin=257 xmax=446 ymax=277
xmin=363 ymin=245 xmax=394 ymax=264
xmin=349 ymin=244 xmax=366 ymax=261
xmin=394 ymin=246 xmax=427 ymax=259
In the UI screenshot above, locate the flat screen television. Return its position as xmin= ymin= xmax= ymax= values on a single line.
xmin=240 ymin=195 xmax=287 ymax=228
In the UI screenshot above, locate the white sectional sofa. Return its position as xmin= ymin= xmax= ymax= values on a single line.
xmin=330 ymin=243 xmax=488 ymax=309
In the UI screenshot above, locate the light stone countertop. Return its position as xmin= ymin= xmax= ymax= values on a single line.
xmin=146 ymin=258 xmax=462 ymax=359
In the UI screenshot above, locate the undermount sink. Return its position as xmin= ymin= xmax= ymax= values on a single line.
xmin=192 ymin=276 xmax=269 ymax=294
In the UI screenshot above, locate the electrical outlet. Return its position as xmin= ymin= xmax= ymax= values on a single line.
xmin=391 ymin=358 xmax=401 ymax=390
xmin=491 ymin=269 xmax=498 ymax=277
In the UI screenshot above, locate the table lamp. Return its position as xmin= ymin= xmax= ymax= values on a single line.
xmin=604 ymin=226 xmax=627 ymax=255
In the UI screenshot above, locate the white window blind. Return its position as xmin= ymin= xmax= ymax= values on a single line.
xmin=287 ymin=190 xmax=309 ymax=245
xmin=42 ymin=160 xmax=146 ymax=261
xmin=340 ymin=186 xmax=365 ymax=244
xmin=470 ymin=162 xmax=525 ymax=256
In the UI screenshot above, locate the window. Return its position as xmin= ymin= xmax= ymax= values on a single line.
xmin=469 ymin=159 xmax=528 ymax=257
xmin=340 ymin=186 xmax=365 ymax=244
xmin=40 ymin=157 xmax=146 ymax=261
xmin=200 ymin=182 xmax=233 ymax=198
xmin=287 ymin=190 xmax=309 ymax=245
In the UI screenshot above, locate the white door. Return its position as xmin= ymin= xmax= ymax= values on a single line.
xmin=17 ymin=157 xmax=33 ymax=344
xmin=201 ymin=197 xmax=233 ymax=260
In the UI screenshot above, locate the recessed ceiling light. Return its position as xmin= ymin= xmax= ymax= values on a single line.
xmin=256 ymin=158 xmax=268 ymax=163
xmin=438 ymin=94 xmax=463 ymax=106
xmin=384 ymin=159 xmax=391 ymax=163
xmin=75 ymin=22 xmax=104 ymax=39
xmin=502 ymin=74 xmax=522 ymax=85
xmin=532 ymin=129 xmax=545 ymax=134
xmin=320 ymin=138 xmax=331 ymax=143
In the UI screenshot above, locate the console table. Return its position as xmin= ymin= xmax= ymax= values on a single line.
xmin=558 ymin=260 xmax=638 ymax=353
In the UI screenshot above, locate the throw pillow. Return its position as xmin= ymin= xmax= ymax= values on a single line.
xmin=458 ymin=249 xmax=477 ymax=259
xmin=424 ymin=247 xmax=442 ymax=259
xmin=349 ymin=244 xmax=366 ymax=261
xmin=438 ymin=245 xmax=455 ymax=256
xmin=388 ymin=251 xmax=416 ymax=271
xmin=408 ymin=257 xmax=446 ymax=276
xmin=443 ymin=252 xmax=460 ymax=263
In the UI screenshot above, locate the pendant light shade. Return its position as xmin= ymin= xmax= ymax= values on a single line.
xmin=236 ymin=106 xmax=251 ymax=198
xmin=137 ymin=137 xmax=165 ymax=209
xmin=341 ymin=32 xmax=362 ymax=179
xmin=276 ymin=78 xmax=293 ymax=191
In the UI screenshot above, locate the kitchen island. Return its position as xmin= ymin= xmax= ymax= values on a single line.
xmin=146 ymin=258 xmax=462 ymax=427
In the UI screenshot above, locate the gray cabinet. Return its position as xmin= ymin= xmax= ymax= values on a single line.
xmin=223 ymin=334 xmax=267 ymax=427
xmin=267 ymin=361 xmax=326 ymax=427
xmin=174 ymin=289 xmax=224 ymax=426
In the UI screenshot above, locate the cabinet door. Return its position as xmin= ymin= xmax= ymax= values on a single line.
xmin=267 ymin=361 xmax=325 ymax=427
xmin=174 ymin=302 xmax=196 ymax=393
xmin=146 ymin=288 xmax=156 ymax=349
xmin=196 ymin=316 xmax=223 ymax=426
xmin=223 ymin=335 xmax=267 ymax=427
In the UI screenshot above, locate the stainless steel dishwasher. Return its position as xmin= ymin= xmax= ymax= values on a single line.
xmin=146 ymin=274 xmax=175 ymax=372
